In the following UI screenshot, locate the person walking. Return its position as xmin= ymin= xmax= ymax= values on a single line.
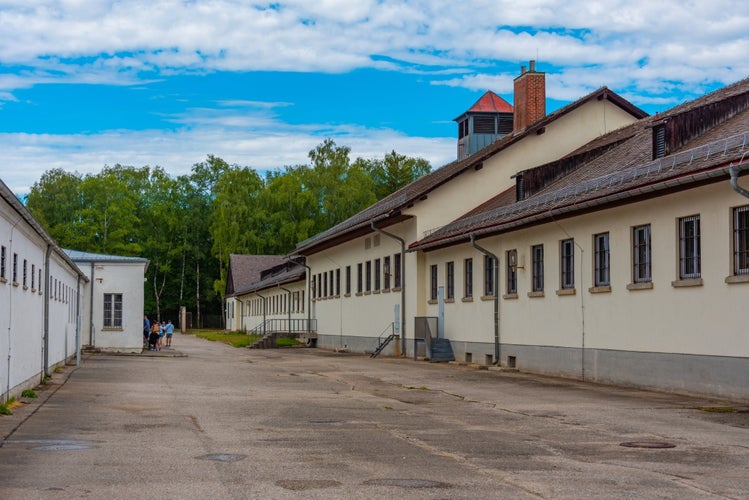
xmin=165 ymin=320 xmax=174 ymax=347
xmin=143 ymin=315 xmax=150 ymax=347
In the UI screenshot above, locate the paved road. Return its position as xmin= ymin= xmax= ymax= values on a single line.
xmin=1 ymin=333 xmax=748 ymax=499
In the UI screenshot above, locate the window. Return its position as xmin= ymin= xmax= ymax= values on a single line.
xmin=22 ymin=259 xmax=27 ymax=287
xmin=679 ymin=215 xmax=701 ymax=279
xmin=594 ymin=233 xmax=610 ymax=286
xmin=560 ymin=239 xmax=574 ymax=289
xmin=393 ymin=253 xmax=402 ymax=288
xmin=464 ymin=258 xmax=473 ymax=298
xmin=31 ymin=264 xmax=35 ymax=289
xmin=329 ymin=270 xmax=333 ymax=297
xmin=633 ymin=224 xmax=652 ymax=283
xmin=335 ymin=268 xmax=340 ymax=296
xmin=733 ymin=206 xmax=749 ymax=275
xmin=446 ymin=261 xmax=455 ymax=299
xmin=0 ymin=245 xmax=5 ymax=279
xmin=323 ymin=272 xmax=328 ymax=297
xmin=383 ymin=256 xmax=391 ymax=289
xmin=430 ymin=264 xmax=438 ymax=300
xmin=345 ymin=266 xmax=351 ymax=294
xmin=506 ymin=249 xmax=517 ymax=294
xmin=357 ymin=263 xmax=363 ymax=293
xmin=13 ymin=253 xmax=18 ymax=283
xmin=374 ymin=258 xmax=381 ymax=291
xmin=103 ymin=293 xmax=123 ymax=328
xmin=365 ymin=261 xmax=372 ymax=292
xmin=484 ymin=255 xmax=495 ymax=296
xmin=531 ymin=244 xmax=544 ymax=292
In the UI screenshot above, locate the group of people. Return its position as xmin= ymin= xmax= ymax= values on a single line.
xmin=143 ymin=316 xmax=175 ymax=351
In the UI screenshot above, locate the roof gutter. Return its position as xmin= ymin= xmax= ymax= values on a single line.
xmin=370 ymin=221 xmax=406 ymax=356
xmin=469 ymin=234 xmax=500 ymax=366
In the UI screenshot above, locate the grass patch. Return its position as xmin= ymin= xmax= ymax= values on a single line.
xmin=0 ymin=397 xmax=16 ymax=415
xmin=21 ymin=389 xmax=37 ymax=398
xmin=277 ymin=337 xmax=303 ymax=347
xmin=192 ymin=329 xmax=261 ymax=348
xmin=698 ymin=406 xmax=735 ymax=413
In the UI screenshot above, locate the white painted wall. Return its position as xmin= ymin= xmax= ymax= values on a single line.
xmin=1 ymin=197 xmax=83 ymax=400
xmin=75 ymin=261 xmax=147 ymax=353
xmin=423 ymin=181 xmax=749 ymax=359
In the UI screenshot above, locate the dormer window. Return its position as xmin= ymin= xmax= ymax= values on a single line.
xmin=653 ymin=124 xmax=666 ymax=159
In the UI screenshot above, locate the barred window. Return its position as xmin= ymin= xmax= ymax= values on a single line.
xmin=506 ymin=249 xmax=517 ymax=294
xmin=532 ymin=244 xmax=544 ymax=292
xmin=594 ymin=233 xmax=610 ymax=286
xmin=733 ymin=206 xmax=749 ymax=275
xmin=430 ymin=264 xmax=438 ymax=300
xmin=446 ymin=261 xmax=455 ymax=299
xmin=464 ymin=258 xmax=473 ymax=298
xmin=633 ymin=225 xmax=652 ymax=283
xmin=560 ymin=239 xmax=575 ymax=289
xmin=679 ymin=215 xmax=701 ymax=279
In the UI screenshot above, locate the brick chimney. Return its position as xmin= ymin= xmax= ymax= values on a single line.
xmin=513 ymin=60 xmax=546 ymax=132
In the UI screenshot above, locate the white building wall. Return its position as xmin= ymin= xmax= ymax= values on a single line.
xmin=76 ymin=261 xmax=146 ymax=352
xmin=421 ymin=180 xmax=749 ymax=399
xmin=1 ymin=199 xmax=83 ymax=400
xmin=236 ymin=280 xmax=307 ymax=333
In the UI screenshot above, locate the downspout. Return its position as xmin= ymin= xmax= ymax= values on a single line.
xmin=75 ymin=276 xmax=81 ymax=366
xmin=470 ymin=234 xmax=500 ymax=366
xmin=729 ymin=165 xmax=749 ymax=199
xmin=43 ymin=245 xmax=52 ymax=378
xmin=371 ymin=222 xmax=406 ymax=355
xmin=89 ymin=262 xmax=95 ymax=347
xmin=286 ymin=257 xmax=312 ymax=334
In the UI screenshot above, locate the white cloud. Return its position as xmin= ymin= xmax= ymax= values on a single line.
xmin=0 ymin=111 xmax=456 ymax=194
xmin=0 ymin=0 xmax=746 ymax=95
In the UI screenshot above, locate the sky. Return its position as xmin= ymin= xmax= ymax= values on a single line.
xmin=1 ymin=1 xmax=748 ymax=195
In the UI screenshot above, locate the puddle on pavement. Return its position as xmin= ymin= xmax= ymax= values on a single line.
xmin=364 ymin=478 xmax=451 ymax=488
xmin=196 ymin=453 xmax=247 ymax=462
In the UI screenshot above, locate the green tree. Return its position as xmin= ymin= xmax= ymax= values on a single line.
xmin=25 ymin=169 xmax=84 ymax=247
xmin=357 ymin=150 xmax=432 ymax=200
xmin=210 ymin=166 xmax=264 ymax=297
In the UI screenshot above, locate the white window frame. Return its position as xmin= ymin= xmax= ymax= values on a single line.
xmin=733 ymin=206 xmax=749 ymax=275
xmin=103 ymin=293 xmax=123 ymax=329
xmin=679 ymin=215 xmax=701 ymax=279
xmin=560 ymin=239 xmax=575 ymax=289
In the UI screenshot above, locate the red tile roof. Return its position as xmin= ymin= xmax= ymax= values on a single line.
xmin=464 ymin=91 xmax=513 ymax=114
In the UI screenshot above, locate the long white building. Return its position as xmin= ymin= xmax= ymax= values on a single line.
xmin=1 ymin=179 xmax=148 ymax=402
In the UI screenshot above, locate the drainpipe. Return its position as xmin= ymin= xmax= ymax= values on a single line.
xmin=286 ymin=257 xmax=312 ymax=334
xmin=729 ymin=165 xmax=749 ymax=199
xmin=75 ymin=276 xmax=81 ymax=366
xmin=470 ymin=234 xmax=500 ymax=366
xmin=370 ymin=222 xmax=406 ymax=356
xmin=43 ymin=244 xmax=52 ymax=378
xmin=89 ymin=262 xmax=95 ymax=347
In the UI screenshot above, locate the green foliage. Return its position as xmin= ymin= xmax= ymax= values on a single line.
xmin=21 ymin=389 xmax=38 ymax=398
xmin=25 ymin=142 xmax=431 ymax=327
xmin=193 ymin=329 xmax=260 ymax=348
xmin=0 ymin=397 xmax=16 ymax=415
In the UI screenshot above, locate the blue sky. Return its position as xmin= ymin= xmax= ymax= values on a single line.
xmin=1 ymin=0 xmax=748 ymax=194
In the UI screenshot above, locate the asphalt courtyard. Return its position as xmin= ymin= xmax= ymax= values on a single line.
xmin=1 ymin=333 xmax=748 ymax=499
